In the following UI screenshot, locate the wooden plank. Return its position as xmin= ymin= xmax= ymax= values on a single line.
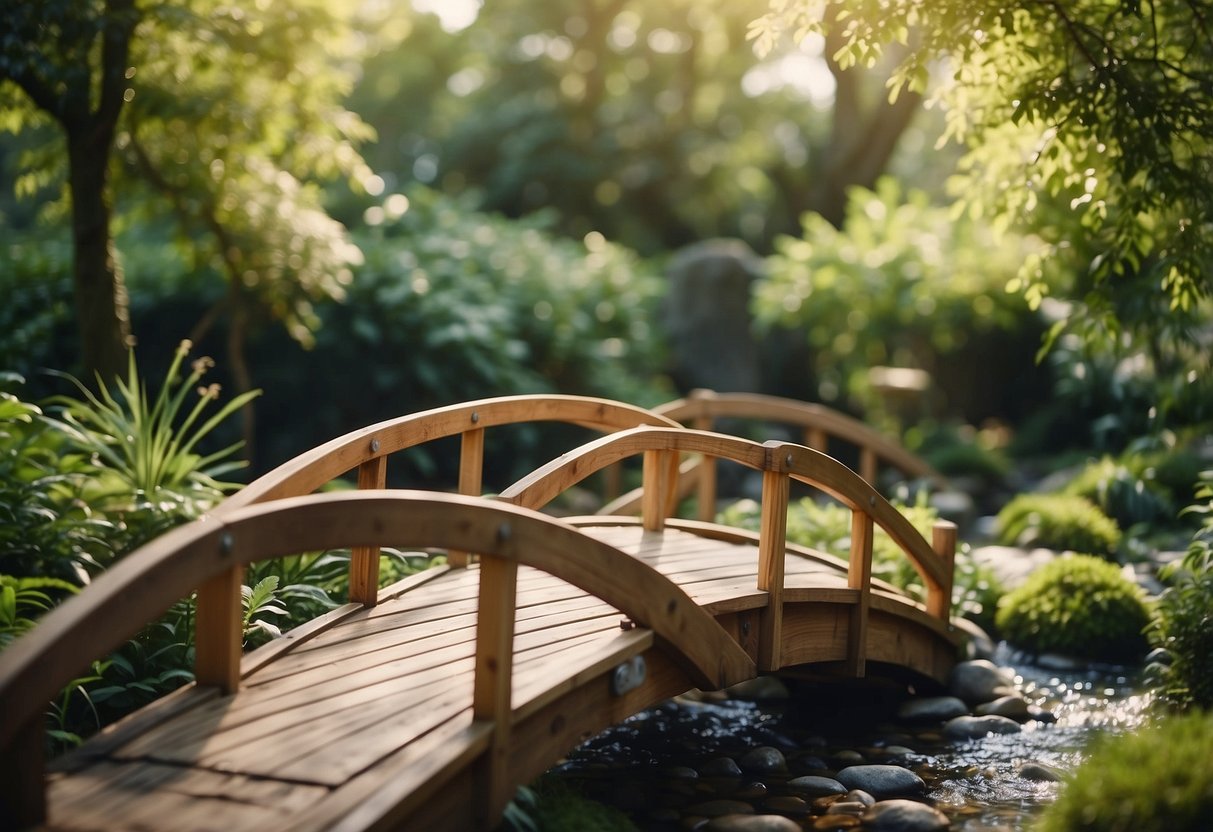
xmin=349 ymin=454 xmax=388 ymax=604
xmin=513 ymin=629 xmax=654 ymax=721
xmin=0 ymin=714 xmax=44 ymax=828
xmin=450 ymin=426 xmax=486 ymax=568
xmin=928 ymin=521 xmax=958 ymax=620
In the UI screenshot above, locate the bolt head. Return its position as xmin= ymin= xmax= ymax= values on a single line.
xmin=370 ymin=438 xmax=381 ymax=453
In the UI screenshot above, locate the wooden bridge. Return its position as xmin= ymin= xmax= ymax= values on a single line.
xmin=0 ymin=393 xmax=961 ymax=832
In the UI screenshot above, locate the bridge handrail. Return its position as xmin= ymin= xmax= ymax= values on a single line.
xmin=501 ymin=426 xmax=955 ymax=672
xmin=215 ymin=394 xmax=682 ymax=592
xmin=602 ymin=389 xmax=947 ymax=520
xmin=0 ymin=491 xmax=753 ymax=829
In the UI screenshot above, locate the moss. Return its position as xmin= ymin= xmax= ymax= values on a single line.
xmin=1035 ymin=711 xmax=1213 ymax=832
xmin=995 ymin=493 xmax=1122 ymax=556
xmin=995 ymin=554 xmax=1150 ymax=663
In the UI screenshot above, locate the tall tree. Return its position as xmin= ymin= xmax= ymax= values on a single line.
xmin=0 ymin=0 xmax=373 ymax=382
xmin=753 ymin=0 xmax=1213 ymax=344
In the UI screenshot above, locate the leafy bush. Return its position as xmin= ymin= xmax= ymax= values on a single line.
xmin=717 ymin=493 xmax=1003 ymax=626
xmin=995 ymin=554 xmax=1150 ymax=663
xmin=1063 ymin=456 xmax=1174 ymax=531
xmin=1149 ymin=471 xmax=1213 ymax=709
xmin=1035 ymin=711 xmax=1213 ymax=832
xmin=752 ymin=178 xmax=1048 ymax=425
xmin=994 ymin=493 xmax=1122 ymax=556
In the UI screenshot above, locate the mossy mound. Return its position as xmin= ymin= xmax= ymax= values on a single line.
xmin=1036 ymin=711 xmax=1213 ymax=832
xmin=994 ymin=554 xmax=1150 ymax=663
xmin=994 ymin=493 xmax=1121 ymax=556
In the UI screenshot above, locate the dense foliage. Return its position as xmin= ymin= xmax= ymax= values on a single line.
xmin=1150 ymin=472 xmax=1213 ymax=709
xmin=753 ymin=179 xmax=1048 ymax=423
xmin=754 ymin=0 xmax=1213 ymax=344
xmin=995 ymin=554 xmax=1151 ymax=663
xmin=994 ymin=494 xmax=1122 ymax=556
xmin=1035 ymin=710 xmax=1213 ymax=832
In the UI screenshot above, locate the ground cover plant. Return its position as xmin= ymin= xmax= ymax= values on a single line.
xmin=994 ymin=493 xmax=1122 ymax=557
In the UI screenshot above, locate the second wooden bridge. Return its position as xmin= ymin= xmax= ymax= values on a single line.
xmin=0 ymin=394 xmax=962 ymax=832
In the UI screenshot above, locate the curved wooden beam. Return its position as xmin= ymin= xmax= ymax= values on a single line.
xmin=219 ymin=395 xmax=683 ymax=513
xmin=656 ymin=390 xmax=945 ymax=486
xmin=0 ymin=491 xmax=752 ymax=755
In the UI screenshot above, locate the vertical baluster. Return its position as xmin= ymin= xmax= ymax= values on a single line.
xmin=859 ymin=446 xmax=877 ymax=486
xmin=349 ymin=454 xmax=387 ymax=605
xmin=641 ymin=449 xmax=671 ymax=532
xmin=847 ymin=509 xmax=874 ymax=677
xmin=757 ymin=469 xmax=789 ymax=671
xmin=451 ymin=426 xmax=486 ymax=568
xmin=927 ymin=521 xmax=958 ymax=620
xmin=194 ymin=562 xmax=244 ymax=693
xmin=472 ymin=548 xmax=518 ymax=826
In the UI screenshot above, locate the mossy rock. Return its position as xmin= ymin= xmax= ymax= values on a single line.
xmin=994 ymin=493 xmax=1121 ymax=556
xmin=1036 ymin=711 xmax=1213 ymax=832
xmin=994 ymin=554 xmax=1150 ymax=663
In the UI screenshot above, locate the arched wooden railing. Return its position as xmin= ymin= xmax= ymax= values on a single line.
xmin=212 ymin=394 xmax=681 ymax=607
xmin=602 ymin=389 xmax=947 ymax=520
xmin=502 ymin=426 xmax=956 ymax=675
xmin=0 ymin=491 xmax=753 ymax=829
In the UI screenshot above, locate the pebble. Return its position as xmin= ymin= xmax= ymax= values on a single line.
xmin=949 ymin=659 xmax=1016 ymax=704
xmin=738 ymin=746 xmax=787 ymax=774
xmin=896 ymin=695 xmax=969 ymax=723
xmin=762 ymin=795 xmax=810 ymax=815
xmin=974 ymin=694 xmax=1032 ymax=721
xmin=734 ymin=782 xmax=768 ymax=800
xmin=704 ymin=816 xmax=801 ymax=832
xmin=942 ymin=715 xmax=1022 ymax=740
xmin=812 ymin=814 xmax=863 ymax=830
xmin=786 ymin=775 xmax=847 ymax=797
xmin=835 ymin=765 xmax=926 ymax=798
xmin=845 ymin=789 xmax=876 ymax=807
xmin=862 ymin=799 xmax=951 ymax=832
xmin=662 ymin=765 xmax=701 ymax=780
xmin=686 ymin=799 xmax=756 ymax=818
xmin=725 ymin=677 xmax=791 ymax=701
xmin=701 ymin=757 xmax=743 ymax=777
xmin=827 ymin=800 xmax=869 ymax=817
xmin=1017 ymin=761 xmax=1064 ymax=782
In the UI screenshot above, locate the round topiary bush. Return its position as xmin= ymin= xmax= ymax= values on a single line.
xmin=994 ymin=554 xmax=1150 ymax=663
xmin=1035 ymin=711 xmax=1213 ymax=832
xmin=994 ymin=493 xmax=1121 ymax=556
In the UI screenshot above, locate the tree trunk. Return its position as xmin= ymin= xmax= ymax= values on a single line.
xmin=66 ymin=117 xmax=131 ymax=383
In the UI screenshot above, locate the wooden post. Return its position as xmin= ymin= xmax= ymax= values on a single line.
xmin=693 ymin=414 xmax=716 ymax=523
xmin=450 ymin=426 xmax=485 ymax=568
xmin=805 ymin=427 xmax=827 ymax=453
xmin=859 ymin=447 xmax=878 ymax=487
xmin=756 ymin=469 xmax=789 ymax=671
xmin=472 ymin=551 xmax=518 ymax=828
xmin=641 ymin=449 xmax=670 ymax=532
xmin=194 ymin=563 xmax=244 ymax=694
xmin=847 ymin=509 xmax=874 ymax=677
xmin=927 ymin=521 xmax=958 ymax=621
xmin=0 ymin=714 xmax=45 ymax=830
xmin=348 ymin=454 xmax=387 ymax=605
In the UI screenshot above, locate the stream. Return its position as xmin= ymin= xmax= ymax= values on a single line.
xmin=539 ymin=645 xmax=1154 ymax=830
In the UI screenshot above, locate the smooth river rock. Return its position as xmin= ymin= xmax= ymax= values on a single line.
xmin=943 ymin=714 xmax=1023 ymax=740
xmin=787 ymin=775 xmax=847 ymax=797
xmin=896 ymin=695 xmax=969 ymax=723
xmin=704 ymin=815 xmax=801 ymax=832
xmin=862 ymin=799 xmax=951 ymax=832
xmin=975 ymin=694 xmax=1032 ymax=721
xmin=1017 ymin=761 xmax=1065 ymax=782
xmin=738 ymin=745 xmax=787 ymax=773
xmin=835 ymin=765 xmax=926 ymax=798
xmin=949 ymin=659 xmax=1016 ymax=704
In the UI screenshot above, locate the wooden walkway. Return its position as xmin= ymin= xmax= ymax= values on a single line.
xmin=0 ymin=395 xmax=962 ymax=832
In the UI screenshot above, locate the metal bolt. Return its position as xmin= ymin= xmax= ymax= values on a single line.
xmin=740 ymin=619 xmax=751 ymax=637
xmin=497 ymin=522 xmax=512 ymax=542
xmin=219 ymin=532 xmax=234 ymax=556
xmin=869 ymin=495 xmax=877 ymax=507
xmin=370 ymin=438 xmax=380 ymax=453
xmin=785 ymin=453 xmax=794 ymax=466
xmin=471 ymin=411 xmax=480 ymax=424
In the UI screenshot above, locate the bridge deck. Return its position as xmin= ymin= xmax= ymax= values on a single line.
xmin=41 ymin=521 xmax=950 ymax=832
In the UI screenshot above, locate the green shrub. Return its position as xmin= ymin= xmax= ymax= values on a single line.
xmin=1035 ymin=711 xmax=1213 ymax=832
xmin=995 ymin=493 xmax=1122 ymax=556
xmin=717 ymin=494 xmax=1003 ymax=627
xmin=1063 ymin=456 xmax=1173 ymax=531
xmin=995 ymin=554 xmax=1150 ymax=663
xmin=1150 ymin=471 xmax=1213 ymax=709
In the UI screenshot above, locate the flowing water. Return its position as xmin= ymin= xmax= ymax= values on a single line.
xmin=544 ymin=647 xmax=1155 ymax=830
